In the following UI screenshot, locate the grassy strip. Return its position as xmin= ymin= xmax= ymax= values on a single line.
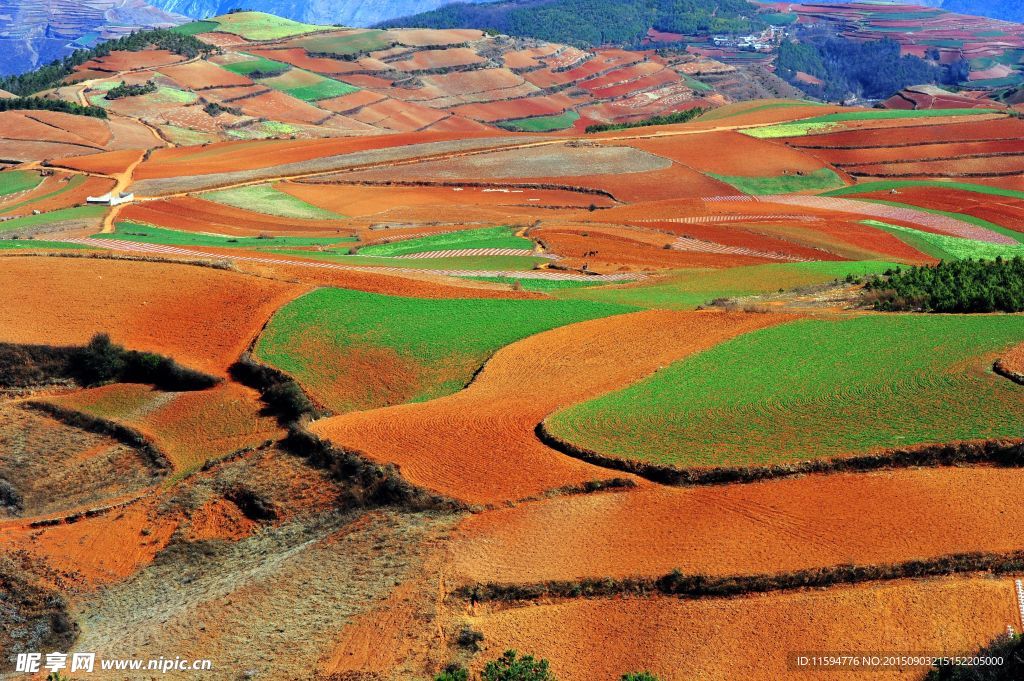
xmin=170 ymin=20 xmax=220 ymax=36
xmin=857 ymin=199 xmax=1024 ymax=244
xmin=458 ymin=550 xmax=1024 ymax=603
xmin=200 ymin=185 xmax=346 ymax=220
xmin=359 ymin=226 xmax=531 ymax=257
xmin=585 ymin=106 xmax=706 ymax=134
xmin=220 ymin=54 xmax=291 ymax=77
xmin=0 ymin=170 xmax=41 ymax=197
xmin=824 ymin=180 xmax=1024 ymax=201
xmin=0 ymin=205 xmax=106 ymax=233
xmin=744 ymin=108 xmax=999 ymax=139
xmin=863 ymin=220 xmax=1024 ymax=260
xmin=0 ymin=240 xmax=95 ymax=251
xmin=104 ymin=222 xmax=352 ymax=249
xmin=547 ymin=315 xmax=1024 ymax=467
xmin=709 ymin=168 xmax=845 ymax=195
xmin=465 ymin=276 xmax=606 ymax=292
xmin=538 ymin=419 xmax=1024 ymax=487
xmin=499 ymin=110 xmax=580 ymax=132
xmin=553 ymin=261 xmax=899 ymax=309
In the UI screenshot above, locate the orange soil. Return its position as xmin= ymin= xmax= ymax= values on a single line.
xmin=0 ymin=111 xmax=104 ymax=149
xmin=0 ymin=257 xmax=302 ymax=375
xmin=77 ymin=49 xmax=185 ymax=73
xmin=386 ymin=28 xmax=484 ymax=46
xmin=120 ymin=196 xmax=349 ymax=236
xmin=625 ymin=130 xmax=829 ymax=177
xmin=134 ymin=130 xmax=500 ymax=180
xmin=312 ymin=310 xmax=794 ymax=505
xmin=391 ymin=47 xmax=486 ymax=71
xmin=160 ymin=60 xmax=254 ymax=89
xmin=469 ymin=578 xmax=1019 ymax=681
xmin=51 ymin=149 xmax=144 ymax=176
xmin=316 ymin=90 xmax=389 ymax=115
xmin=787 ymin=117 xmax=1024 ymax=150
xmin=233 ymin=90 xmax=334 ymax=126
xmin=0 ymin=497 xmax=176 ymax=587
xmin=450 ymin=467 xmax=1024 ymax=584
xmin=998 ymin=342 xmax=1024 ymax=377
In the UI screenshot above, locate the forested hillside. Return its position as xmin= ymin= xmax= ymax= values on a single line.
xmin=384 ymin=0 xmax=761 ymax=47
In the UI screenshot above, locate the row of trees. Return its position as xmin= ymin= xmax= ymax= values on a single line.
xmin=105 ymin=80 xmax=158 ymax=100
xmin=864 ymin=257 xmax=1024 ymax=313
xmin=0 ymin=29 xmax=216 ymax=97
xmin=585 ymin=106 xmax=707 ymax=133
xmin=776 ymin=36 xmax=968 ymax=101
xmin=435 ymin=651 xmax=660 ymax=680
xmin=0 ymin=97 xmax=106 ymax=118
xmin=382 ymin=0 xmax=761 ymax=47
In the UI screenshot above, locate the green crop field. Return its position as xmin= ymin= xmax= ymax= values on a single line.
xmin=553 ymin=261 xmax=898 ymax=309
xmin=170 ymin=20 xmax=220 ymax=36
xmin=359 ymin=227 xmax=532 ymax=257
xmin=709 ymin=168 xmax=845 ymax=195
xmin=102 ymin=222 xmax=353 ymax=250
xmin=466 ymin=276 xmax=606 ymax=291
xmin=0 ymin=170 xmax=42 ymax=198
xmin=259 ymin=70 xmax=359 ymax=101
xmin=294 ymin=31 xmax=392 ymax=57
xmin=744 ymin=108 xmax=998 ymax=139
xmin=824 ymin=180 xmax=1024 ymax=201
xmin=860 ymin=199 xmax=1024 ymax=244
xmin=202 ymin=184 xmax=345 ymax=220
xmin=0 ymin=239 xmax=95 ymax=250
xmin=499 ymin=110 xmax=580 ymax=132
xmin=253 ymin=288 xmax=633 ymax=413
xmin=0 ymin=205 xmax=106 ymax=233
xmin=212 ymin=11 xmax=326 ymax=41
xmin=221 ymin=55 xmax=291 ymax=77
xmin=548 ymin=315 xmax=1024 ymax=468
xmin=864 ymin=220 xmax=1024 ymax=261
xmin=267 ymin=251 xmax=548 ymax=271
xmin=0 ymin=174 xmax=84 ymax=216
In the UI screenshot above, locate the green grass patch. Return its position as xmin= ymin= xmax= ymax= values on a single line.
xmin=359 ymin=226 xmax=531 ymax=257
xmin=864 ymin=220 xmax=1024 ymax=260
xmin=220 ymin=55 xmax=291 ymax=77
xmin=201 ymin=184 xmax=345 ymax=220
xmin=553 ymin=261 xmax=899 ymax=309
xmin=294 ymin=30 xmax=392 ymax=57
xmin=0 ymin=239 xmax=95 ymax=250
xmin=253 ymin=288 xmax=634 ymax=413
xmin=259 ymin=69 xmax=359 ymax=101
xmin=824 ymin=180 xmax=1024 ymax=201
xmin=709 ymin=168 xmax=845 ymax=195
xmin=466 ymin=276 xmax=606 ymax=291
xmin=0 ymin=175 xmax=86 ymax=215
xmin=860 ymin=199 xmax=1024 ymax=244
xmin=548 ymin=315 xmax=1024 ymax=468
xmin=499 ymin=110 xmax=580 ymax=132
xmin=104 ymin=222 xmax=353 ymax=250
xmin=0 ymin=205 xmax=106 ymax=232
xmin=170 ymin=20 xmax=220 ymax=36
xmin=743 ymin=108 xmax=999 ymax=139
xmin=211 ymin=12 xmax=326 ymax=41
xmin=267 ymin=251 xmax=548 ymax=271
xmin=681 ymin=74 xmax=713 ymax=92
xmin=0 ymin=170 xmax=42 ymax=198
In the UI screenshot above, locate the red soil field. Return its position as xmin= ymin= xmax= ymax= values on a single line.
xmin=52 ymin=149 xmax=144 ymax=176
xmin=524 ymin=50 xmax=643 ymax=90
xmin=245 ymin=48 xmax=360 ymax=76
xmin=134 ymin=130 xmax=501 ymax=180
xmin=451 ymin=93 xmax=585 ymax=123
xmin=233 ymin=90 xmax=333 ymax=126
xmin=160 ymin=60 xmax=254 ymax=89
xmin=788 ymin=117 xmax=1024 ymax=150
xmin=808 ymin=139 xmax=1024 ymax=167
xmin=311 ymin=310 xmax=792 ymax=505
xmin=420 ymin=69 xmax=533 ymax=101
xmin=76 ymin=49 xmax=185 ymax=74
xmin=511 ymin=163 xmax=735 ymax=203
xmin=999 ymin=342 xmax=1024 ymax=378
xmin=0 ymin=257 xmax=302 ymax=375
xmin=106 ymin=117 xmax=164 ymax=150
xmin=587 ymin=68 xmax=680 ymax=101
xmin=316 ymin=90 xmax=389 ymax=115
xmin=0 ymin=111 xmax=105 ymax=149
xmin=420 ymin=115 xmax=495 ymax=133
xmin=846 ymin=155 xmax=1024 ymax=178
xmin=502 ymin=45 xmax=560 ymax=71
xmin=850 ymin=186 xmax=1024 ymax=233
xmin=450 ymin=466 xmax=1024 ymax=584
xmin=120 ymin=196 xmax=349 ymax=236
xmin=390 ymin=47 xmax=486 ymax=71
xmin=576 ymin=61 xmax=667 ymax=93
xmin=350 ymin=98 xmax=449 ymax=131
xmin=625 ymin=130 xmax=828 ymax=176
xmin=469 ymin=579 xmax=1017 ymax=681
xmin=0 ymin=175 xmax=114 ymax=219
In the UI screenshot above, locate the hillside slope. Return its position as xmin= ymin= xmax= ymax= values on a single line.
xmin=147 ymin=0 xmax=492 ymax=26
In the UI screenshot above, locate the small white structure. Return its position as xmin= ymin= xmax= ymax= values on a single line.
xmin=87 ymin=192 xmax=134 ymax=206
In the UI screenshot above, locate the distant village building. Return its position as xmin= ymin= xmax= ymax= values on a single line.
xmin=87 ymin=192 xmax=134 ymax=206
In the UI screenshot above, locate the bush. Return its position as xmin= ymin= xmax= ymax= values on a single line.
xmin=457 ymin=624 xmax=485 ymax=651
xmin=585 ymin=107 xmax=707 ymax=133
xmin=435 ymin=664 xmax=470 ymax=681
xmin=483 ymin=650 xmax=557 ymax=681
xmin=622 ymin=674 xmax=660 ymax=681
xmin=105 ymin=80 xmax=157 ymax=100
xmin=925 ymin=634 xmax=1024 ymax=680
xmin=75 ymin=333 xmax=127 ymax=385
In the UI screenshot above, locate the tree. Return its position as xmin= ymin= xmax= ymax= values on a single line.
xmin=622 ymin=674 xmax=660 ymax=681
xmin=435 ymin=664 xmax=470 ymax=681
xmin=482 ymin=650 xmax=557 ymax=681
xmin=76 ymin=333 xmax=127 ymax=385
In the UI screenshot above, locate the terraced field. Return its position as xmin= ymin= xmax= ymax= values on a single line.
xmin=253 ymin=288 xmax=633 ymax=414
xmin=548 ymin=315 xmax=1024 ymax=467
xmin=358 ymin=226 xmax=532 ymax=257
xmin=201 ymin=184 xmax=345 ymax=220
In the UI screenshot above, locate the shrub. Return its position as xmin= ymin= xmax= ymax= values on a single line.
xmin=457 ymin=624 xmax=485 ymax=651
xmin=482 ymin=650 xmax=556 ymax=681
xmin=105 ymin=80 xmax=157 ymax=100
xmin=864 ymin=257 xmax=1024 ymax=313
xmin=75 ymin=333 xmax=127 ymax=385
xmin=925 ymin=634 xmax=1024 ymax=680
xmin=435 ymin=664 xmax=470 ymax=681
xmin=622 ymin=674 xmax=660 ymax=681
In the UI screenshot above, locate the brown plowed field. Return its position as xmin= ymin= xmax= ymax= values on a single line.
xmin=788 ymin=117 xmax=1024 ymax=150
xmin=315 ymin=90 xmax=388 ymax=114
xmin=451 ymin=93 xmax=585 ymax=123
xmin=846 ymin=155 xmax=1024 ymax=178
xmin=76 ymin=49 xmax=185 ymax=73
xmin=120 ymin=196 xmax=349 ymax=236
xmin=350 ymin=98 xmax=449 ymax=131
xmin=390 ymin=47 xmax=486 ymax=71
xmin=0 ymin=175 xmax=114 ymax=218
xmin=625 ymin=131 xmax=835 ymax=176
xmin=387 ymin=28 xmax=484 ymax=46
xmin=807 ymin=139 xmax=1024 ymax=166
xmin=450 ymin=467 xmax=1024 ymax=584
xmin=311 ymin=310 xmax=792 ymax=505
xmin=850 ymin=187 xmax=1024 ymax=233
xmin=0 ymin=257 xmax=302 ymax=375
xmin=234 ymin=90 xmax=334 ymax=126
xmin=469 ymin=578 xmax=1018 ymax=681
xmin=0 ymin=112 xmax=105 ymax=149
xmin=52 ymin=149 xmax=144 ymax=176
xmin=160 ymin=60 xmax=254 ymax=89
